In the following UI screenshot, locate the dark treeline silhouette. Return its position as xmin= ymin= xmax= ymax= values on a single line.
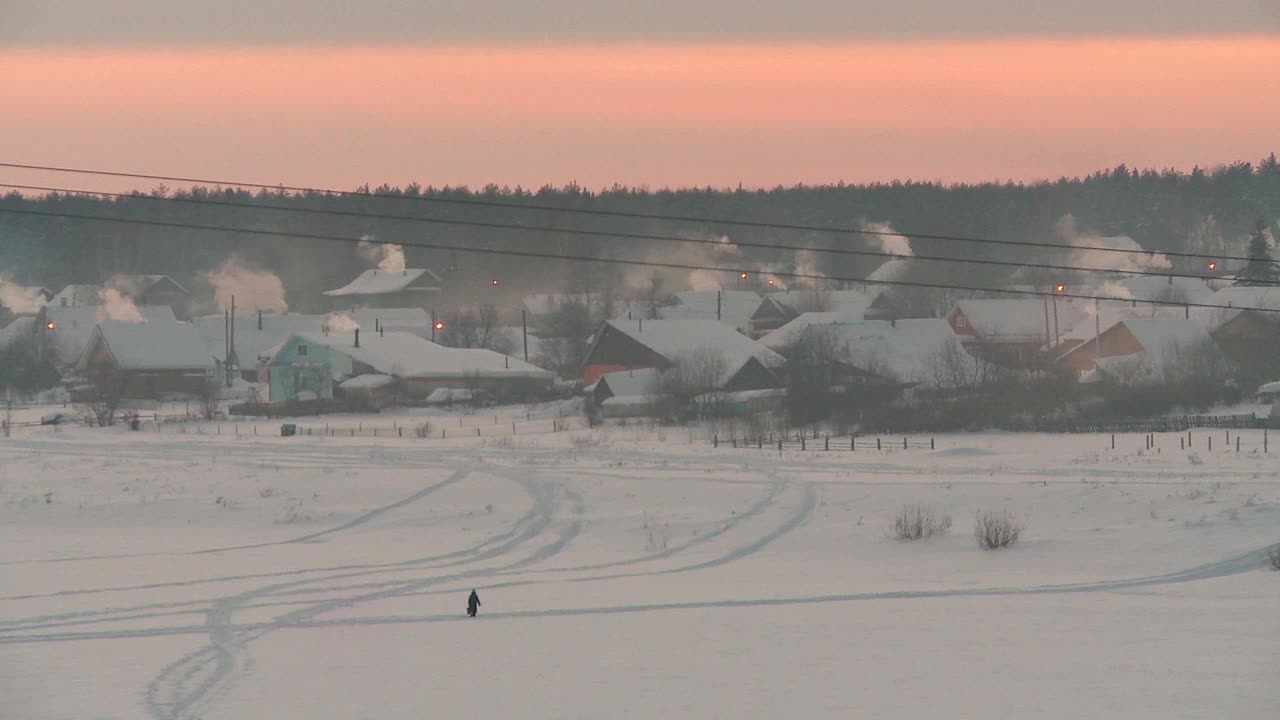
xmin=1 ymin=156 xmax=1277 ymax=316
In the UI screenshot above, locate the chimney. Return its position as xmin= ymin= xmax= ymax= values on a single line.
xmin=354 ymin=328 xmax=360 ymax=348
xmin=257 ymin=310 xmax=263 ymax=331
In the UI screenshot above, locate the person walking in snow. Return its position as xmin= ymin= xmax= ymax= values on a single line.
xmin=467 ymin=589 xmax=481 ymax=618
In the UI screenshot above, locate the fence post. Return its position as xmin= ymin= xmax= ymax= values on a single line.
xmin=513 ymin=422 xmax=517 ymax=435
xmin=851 ymin=436 xmax=855 ymax=451
xmin=714 ymin=434 xmax=718 ymax=448
xmin=1265 ymin=428 xmax=1269 ymax=453
xmin=824 ymin=435 xmax=829 ymax=451
xmin=1181 ymin=437 xmax=1184 ymax=450
xmin=399 ymin=427 xmax=403 ymax=437
xmin=877 ymin=438 xmax=881 ymax=451
xmin=254 ymin=425 xmax=257 ymax=435
xmin=758 ymin=437 xmax=763 ymax=449
xmin=476 ymin=427 xmax=480 ymax=437
xmin=1111 ymin=433 xmax=1115 ymax=449
xmin=931 ymin=438 xmax=935 ymax=450
xmin=1236 ymin=436 xmax=1240 ymax=452
xmin=779 ymin=438 xmax=783 ymax=452
xmin=1208 ymin=436 xmax=1212 ymax=451
xmin=1187 ymin=430 xmax=1191 ymax=447
xmin=801 ymin=436 xmax=806 ymax=451
xmin=903 ymin=437 xmax=908 ymax=449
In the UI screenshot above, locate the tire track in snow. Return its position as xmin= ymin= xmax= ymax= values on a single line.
xmin=142 ymin=471 xmax=578 ymax=720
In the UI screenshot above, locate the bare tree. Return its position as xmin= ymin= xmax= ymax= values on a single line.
xmin=76 ymin=371 xmax=124 ymax=427
xmin=440 ymin=310 xmax=480 ymax=348
xmin=651 ymin=347 xmax=728 ymax=423
xmin=642 ymin=272 xmax=666 ymax=320
xmin=197 ymin=374 xmax=221 ymax=420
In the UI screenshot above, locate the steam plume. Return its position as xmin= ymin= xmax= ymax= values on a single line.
xmin=1055 ymin=214 xmax=1171 ymax=272
xmin=324 ymin=312 xmax=360 ymax=332
xmin=358 ymin=235 xmax=407 ymax=272
xmin=0 ymin=275 xmax=43 ymax=315
xmin=202 ymin=257 xmax=288 ymax=314
xmin=97 ymin=287 xmax=145 ymax=323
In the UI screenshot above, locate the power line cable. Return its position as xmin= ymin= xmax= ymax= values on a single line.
xmin=0 ymin=181 xmax=1269 ymax=287
xmin=2 ymin=160 xmax=1271 ymax=267
xmin=1 ymin=205 xmax=1276 ymax=316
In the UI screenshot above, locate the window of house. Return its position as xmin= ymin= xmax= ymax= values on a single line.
xmin=297 ymin=344 xmax=308 ymax=356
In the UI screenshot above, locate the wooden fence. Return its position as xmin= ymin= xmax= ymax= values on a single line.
xmin=714 ymin=431 xmax=934 ymax=452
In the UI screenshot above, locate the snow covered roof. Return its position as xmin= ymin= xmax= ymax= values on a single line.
xmin=950 ymin=299 xmax=1058 ymax=341
xmin=50 ymin=284 xmax=102 ymax=308
xmin=52 ymin=276 xmax=187 ymax=308
xmin=81 ymin=318 xmax=214 ymax=371
xmin=194 ymin=313 xmax=326 ymax=365
xmin=1110 ymin=276 xmax=1215 ymax=305
xmin=339 ymin=373 xmax=395 ymax=390
xmin=865 ymin=259 xmax=912 ymax=284
xmin=195 ymin=309 xmax=436 ymax=366
xmin=664 ymin=290 xmax=763 ymax=330
xmin=1061 ymin=318 xmax=1221 ymax=383
xmin=597 ymin=367 xmax=661 ymax=398
xmin=761 ymin=287 xmax=885 ymax=320
xmin=1255 ymin=380 xmax=1280 ymax=396
xmin=1121 ymin=318 xmax=1215 ymax=356
xmin=323 ymin=268 xmax=441 ymax=297
xmin=289 ymin=331 xmax=554 ymax=380
xmin=601 ymin=319 xmax=786 ymax=378
xmin=46 ymin=305 xmax=179 ymax=367
xmin=802 ymin=319 xmax=971 ymax=388
xmin=761 ymin=311 xmax=856 ymax=350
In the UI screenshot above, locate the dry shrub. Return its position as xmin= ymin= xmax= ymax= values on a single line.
xmin=974 ymin=509 xmax=1025 ymax=550
xmin=1266 ymin=544 xmax=1280 ymax=571
xmin=892 ymin=504 xmax=952 ymax=541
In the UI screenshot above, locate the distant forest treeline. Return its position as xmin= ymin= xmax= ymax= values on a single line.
xmin=2 ymin=156 xmax=1278 ymax=315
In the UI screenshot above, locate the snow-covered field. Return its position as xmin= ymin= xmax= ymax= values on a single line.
xmin=2 ymin=413 xmax=1278 ymax=719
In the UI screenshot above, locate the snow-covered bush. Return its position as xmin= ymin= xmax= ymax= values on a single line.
xmin=891 ymin=504 xmax=952 ymax=542
xmin=1266 ymin=544 xmax=1280 ymax=571
xmin=974 ymin=509 xmax=1025 ymax=550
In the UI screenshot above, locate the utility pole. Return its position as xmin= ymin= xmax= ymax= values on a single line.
xmin=226 ymin=295 xmax=237 ymax=387
xmin=522 ymin=309 xmax=529 ymax=363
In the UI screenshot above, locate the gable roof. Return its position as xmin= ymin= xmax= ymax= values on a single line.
xmin=802 ymin=319 xmax=971 ymax=388
xmin=323 ymin=268 xmax=442 ymax=297
xmin=1120 ymin=318 xmax=1215 ymax=356
xmin=46 ymin=305 xmax=179 ymax=367
xmin=760 ymin=311 xmax=851 ymax=349
xmin=80 ymin=319 xmax=213 ymax=371
xmin=598 ymin=319 xmax=786 ymax=377
xmin=950 ymin=299 xmax=1059 ymax=341
xmin=665 ymin=290 xmax=763 ymax=330
xmin=284 ymin=331 xmax=553 ymax=380
xmin=597 ymin=367 xmax=662 ymax=398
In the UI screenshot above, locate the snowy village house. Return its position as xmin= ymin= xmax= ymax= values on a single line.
xmin=265 ymin=329 xmax=553 ymax=405
xmin=75 ymin=318 xmax=215 ymax=400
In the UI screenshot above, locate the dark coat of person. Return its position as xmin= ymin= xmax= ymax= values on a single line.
xmin=467 ymin=590 xmax=481 ymax=616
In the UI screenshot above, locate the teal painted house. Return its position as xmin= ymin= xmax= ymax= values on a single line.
xmin=266 ymin=334 xmax=352 ymax=402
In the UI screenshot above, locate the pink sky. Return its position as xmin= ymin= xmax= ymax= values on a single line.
xmin=2 ymin=37 xmax=1278 ymax=191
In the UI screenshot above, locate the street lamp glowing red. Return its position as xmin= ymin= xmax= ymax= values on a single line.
xmin=739 ymin=272 xmax=748 ymax=280
xmin=1054 ymin=284 xmax=1066 ymax=293
xmin=434 ymin=321 xmax=445 ymax=331
xmin=1207 ymin=262 xmax=1218 ymax=271
xmin=45 ymin=322 xmax=55 ymax=330
xmin=491 ymin=279 xmax=500 ymax=286
xmin=767 ymin=278 xmax=775 ymax=286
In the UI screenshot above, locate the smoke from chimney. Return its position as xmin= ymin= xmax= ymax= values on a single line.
xmin=358 ymin=235 xmax=407 ymax=272
xmin=202 ymin=257 xmax=288 ymax=315
xmin=0 ymin=275 xmax=42 ymax=315
xmin=96 ymin=288 xmax=145 ymax=323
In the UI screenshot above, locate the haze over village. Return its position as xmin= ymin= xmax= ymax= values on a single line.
xmin=2 ymin=3 xmax=1278 ymax=719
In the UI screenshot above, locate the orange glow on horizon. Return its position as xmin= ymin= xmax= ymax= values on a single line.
xmin=3 ymin=37 xmax=1277 ymax=189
